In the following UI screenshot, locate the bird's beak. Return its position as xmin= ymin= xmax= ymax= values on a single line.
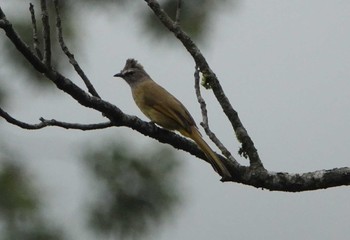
xmin=113 ymin=72 xmax=123 ymax=78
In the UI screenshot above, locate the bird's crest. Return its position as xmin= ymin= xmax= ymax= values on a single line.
xmin=123 ymin=58 xmax=144 ymax=71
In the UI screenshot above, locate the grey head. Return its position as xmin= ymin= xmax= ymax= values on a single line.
xmin=113 ymin=59 xmax=150 ymax=87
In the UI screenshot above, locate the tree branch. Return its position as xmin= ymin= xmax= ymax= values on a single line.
xmin=39 ymin=117 xmax=113 ymax=130
xmin=1 ymin=107 xmax=45 ymax=130
xmin=40 ymin=0 xmax=51 ymax=67
xmin=194 ymin=66 xmax=240 ymax=168
xmin=29 ymin=3 xmax=43 ymax=59
xmin=237 ymin=167 xmax=350 ymax=192
xmin=0 ymin=108 xmax=113 ymax=130
xmin=144 ymin=0 xmax=262 ymax=168
xmin=53 ymin=0 xmax=101 ymax=99
xmin=3 ymin=102 xmax=350 ymax=190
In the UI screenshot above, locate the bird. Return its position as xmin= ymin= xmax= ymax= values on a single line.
xmin=114 ymin=59 xmax=231 ymax=178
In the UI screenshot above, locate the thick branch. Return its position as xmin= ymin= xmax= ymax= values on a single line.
xmin=144 ymin=0 xmax=262 ymax=168
xmin=238 ymin=167 xmax=350 ymax=192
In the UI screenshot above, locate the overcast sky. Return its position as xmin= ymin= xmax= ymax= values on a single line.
xmin=1 ymin=1 xmax=350 ymax=239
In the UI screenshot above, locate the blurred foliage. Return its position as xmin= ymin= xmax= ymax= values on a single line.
xmin=0 ymin=159 xmax=66 ymax=240
xmin=74 ymin=0 xmax=236 ymax=40
xmin=144 ymin=0 xmax=234 ymax=40
xmin=0 ymin=162 xmax=37 ymax=216
xmin=85 ymin=142 xmax=182 ymax=239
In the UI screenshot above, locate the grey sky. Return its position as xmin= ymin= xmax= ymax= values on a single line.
xmin=1 ymin=1 xmax=350 ymax=239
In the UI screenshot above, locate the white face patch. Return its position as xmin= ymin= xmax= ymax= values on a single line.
xmin=122 ymin=69 xmax=135 ymax=76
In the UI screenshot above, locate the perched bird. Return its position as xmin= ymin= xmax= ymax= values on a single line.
xmin=114 ymin=59 xmax=231 ymax=178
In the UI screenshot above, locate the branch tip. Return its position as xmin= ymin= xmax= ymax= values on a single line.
xmin=174 ymin=0 xmax=182 ymax=26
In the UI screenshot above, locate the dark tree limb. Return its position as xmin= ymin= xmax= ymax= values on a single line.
xmin=1 ymin=107 xmax=45 ymax=130
xmin=0 ymin=108 xmax=112 ymax=130
xmin=144 ymin=0 xmax=262 ymax=169
xmin=237 ymin=167 xmax=350 ymax=192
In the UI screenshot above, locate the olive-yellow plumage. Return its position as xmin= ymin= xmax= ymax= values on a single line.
xmin=114 ymin=59 xmax=231 ymax=178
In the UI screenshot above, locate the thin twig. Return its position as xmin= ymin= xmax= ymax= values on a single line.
xmin=174 ymin=0 xmax=182 ymax=26
xmin=194 ymin=66 xmax=240 ymax=167
xmin=0 ymin=107 xmax=113 ymax=130
xmin=40 ymin=0 xmax=51 ymax=67
xmin=194 ymin=67 xmax=208 ymax=125
xmin=53 ymin=0 xmax=101 ymax=99
xmin=29 ymin=3 xmax=43 ymax=59
xmin=39 ymin=118 xmax=113 ymax=130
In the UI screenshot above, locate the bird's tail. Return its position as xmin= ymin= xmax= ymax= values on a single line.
xmin=185 ymin=127 xmax=231 ymax=178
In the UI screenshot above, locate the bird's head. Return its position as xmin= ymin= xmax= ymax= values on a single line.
xmin=114 ymin=59 xmax=149 ymax=86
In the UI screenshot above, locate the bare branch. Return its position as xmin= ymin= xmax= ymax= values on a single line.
xmin=53 ymin=0 xmax=101 ymax=99
xmin=144 ymin=0 xmax=261 ymax=167
xmin=1 ymin=107 xmax=45 ymax=130
xmin=174 ymin=0 xmax=182 ymax=26
xmin=39 ymin=118 xmax=113 ymax=130
xmin=0 ymin=107 xmax=113 ymax=130
xmin=194 ymin=67 xmax=241 ymax=168
xmin=40 ymin=0 xmax=51 ymax=67
xmin=29 ymin=3 xmax=43 ymax=59
xmin=237 ymin=167 xmax=350 ymax=192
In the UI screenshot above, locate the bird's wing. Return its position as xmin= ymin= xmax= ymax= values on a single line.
xmin=142 ymin=81 xmax=196 ymax=133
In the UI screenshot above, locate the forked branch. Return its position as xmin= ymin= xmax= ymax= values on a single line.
xmin=144 ymin=0 xmax=262 ymax=168
xmin=0 ymin=3 xmax=349 ymax=191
